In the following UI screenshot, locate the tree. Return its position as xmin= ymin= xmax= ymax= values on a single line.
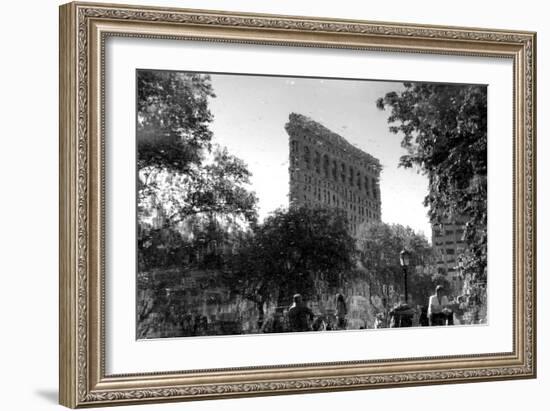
xmin=356 ymin=222 xmax=446 ymax=307
xmin=137 ymin=70 xmax=215 ymax=174
xmin=137 ymin=71 xmax=258 ymax=229
xmin=138 ymin=144 xmax=259 ymax=271
xmin=140 ymin=145 xmax=258 ymax=227
xmin=376 ymin=83 xmax=487 ymax=281
xmin=229 ymin=206 xmax=356 ymax=315
xmin=136 ymin=71 xmax=259 ymax=271
xmin=358 ymin=222 xmax=433 ymax=268
xmin=137 ymin=225 xmax=189 ymax=271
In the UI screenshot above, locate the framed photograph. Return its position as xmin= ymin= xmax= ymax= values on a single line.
xmin=59 ymin=2 xmax=536 ymax=408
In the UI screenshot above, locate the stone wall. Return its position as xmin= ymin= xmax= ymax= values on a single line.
xmin=137 ymin=268 xmax=389 ymax=337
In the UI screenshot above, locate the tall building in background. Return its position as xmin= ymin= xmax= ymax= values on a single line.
xmin=285 ymin=113 xmax=382 ymax=237
xmin=431 ymin=217 xmax=467 ymax=295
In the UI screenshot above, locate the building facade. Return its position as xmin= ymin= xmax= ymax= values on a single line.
xmin=431 ymin=217 xmax=467 ymax=295
xmin=285 ymin=113 xmax=382 ymax=236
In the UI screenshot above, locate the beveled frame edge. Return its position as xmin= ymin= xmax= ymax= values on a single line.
xmin=59 ymin=1 xmax=537 ymax=408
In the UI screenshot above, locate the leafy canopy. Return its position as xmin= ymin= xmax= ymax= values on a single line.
xmin=357 ymin=221 xmax=449 ymax=306
xmin=229 ymin=206 xmax=356 ymax=305
xmin=137 ymin=71 xmax=258 ymax=230
xmin=377 ymin=83 xmax=487 ymax=280
xmin=137 ymin=70 xmax=216 ymax=173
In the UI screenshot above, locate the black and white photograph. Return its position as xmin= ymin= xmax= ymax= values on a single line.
xmin=2 ymin=0 xmax=543 ymax=408
xmin=136 ymin=69 xmax=488 ymax=339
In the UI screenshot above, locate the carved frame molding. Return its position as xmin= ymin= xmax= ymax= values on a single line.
xmin=59 ymin=2 xmax=536 ymax=408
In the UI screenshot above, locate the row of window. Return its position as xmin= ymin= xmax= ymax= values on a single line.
xmin=436 ymin=245 xmax=465 ymax=257
xmin=291 ymin=142 xmax=379 ymax=199
xmin=433 ymin=228 xmax=464 ymax=238
xmin=303 ymin=184 xmax=379 ymax=216
xmin=290 ymin=136 xmax=377 ymax=174
xmin=295 ymin=173 xmax=380 ymax=211
xmin=300 ymin=192 xmax=380 ymax=221
xmin=434 ymin=240 xmax=464 ymax=246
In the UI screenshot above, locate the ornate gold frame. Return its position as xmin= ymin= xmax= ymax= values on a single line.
xmin=59 ymin=1 xmax=536 ymax=408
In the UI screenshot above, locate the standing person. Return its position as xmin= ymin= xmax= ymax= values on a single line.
xmin=453 ymin=295 xmax=467 ymax=325
xmin=335 ymin=293 xmax=348 ymax=330
xmin=419 ymin=305 xmax=429 ymax=326
xmin=428 ymin=285 xmax=451 ymax=326
xmin=288 ymin=294 xmax=314 ymax=332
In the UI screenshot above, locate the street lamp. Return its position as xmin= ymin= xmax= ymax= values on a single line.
xmin=399 ymin=249 xmax=411 ymax=303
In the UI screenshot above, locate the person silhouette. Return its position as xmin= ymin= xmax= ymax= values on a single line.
xmin=428 ymin=285 xmax=451 ymax=326
xmin=288 ymin=294 xmax=314 ymax=332
xmin=335 ymin=293 xmax=348 ymax=330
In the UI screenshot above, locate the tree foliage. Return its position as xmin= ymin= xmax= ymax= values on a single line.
xmin=229 ymin=206 xmax=356 ymax=306
xmin=357 ymin=222 xmax=448 ymax=306
xmin=136 ymin=71 xmax=258 ymax=272
xmin=358 ymin=222 xmax=433 ymax=269
xmin=376 ymin=83 xmax=487 ymax=280
xmin=137 ymin=70 xmax=215 ymax=173
xmin=139 ymin=146 xmax=258 ymax=228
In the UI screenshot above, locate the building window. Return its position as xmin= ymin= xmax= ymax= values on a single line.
xmin=332 ymin=159 xmax=337 ymax=180
xmin=356 ymin=172 xmax=361 ymax=190
xmin=371 ymin=177 xmax=377 ymax=198
xmin=341 ymin=163 xmax=346 ymax=183
xmin=364 ymin=176 xmax=370 ymax=195
xmin=290 ymin=141 xmax=299 ymax=167
xmin=314 ymin=151 xmax=321 ymax=174
xmin=322 ymin=154 xmax=329 ymax=178
xmin=349 ymin=166 xmax=354 ymax=186
xmin=303 ymin=146 xmax=311 ymax=170
xmin=446 ymin=248 xmax=455 ymax=255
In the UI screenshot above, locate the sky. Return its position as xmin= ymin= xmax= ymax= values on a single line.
xmin=206 ymin=73 xmax=432 ymax=239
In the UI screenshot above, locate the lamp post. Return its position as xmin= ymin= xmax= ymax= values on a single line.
xmin=389 ymin=249 xmax=414 ymax=328
xmin=399 ymin=249 xmax=411 ymax=303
